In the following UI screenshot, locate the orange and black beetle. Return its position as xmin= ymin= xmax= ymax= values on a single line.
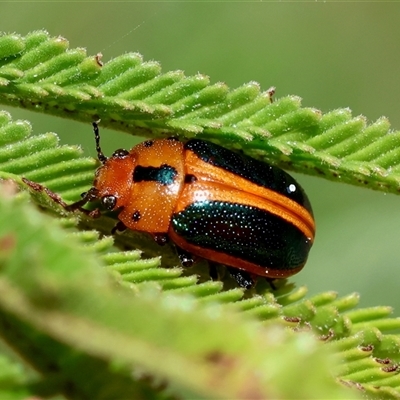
xmin=68 ymin=122 xmax=315 ymax=288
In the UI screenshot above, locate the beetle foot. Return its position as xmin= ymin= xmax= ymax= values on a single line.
xmin=208 ymin=263 xmax=219 ymax=281
xmin=153 ymin=234 xmax=168 ymax=246
xmin=111 ymin=220 xmax=127 ymax=234
xmin=227 ymin=267 xmax=255 ymax=289
xmin=176 ymin=246 xmax=195 ymax=267
xmin=265 ymin=277 xmax=277 ymax=290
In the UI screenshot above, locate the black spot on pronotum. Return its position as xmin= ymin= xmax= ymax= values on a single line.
xmin=143 ymin=140 xmax=154 ymax=147
xmin=132 ymin=210 xmax=141 ymax=221
xmin=112 ymin=149 xmax=129 ymax=158
xmin=133 ymin=164 xmax=177 ymax=186
xmin=184 ymin=174 xmax=197 ymax=184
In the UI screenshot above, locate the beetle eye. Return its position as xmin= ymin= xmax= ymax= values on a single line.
xmin=101 ymin=195 xmax=117 ymax=210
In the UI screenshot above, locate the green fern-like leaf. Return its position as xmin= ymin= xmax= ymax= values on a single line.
xmin=0 ymin=185 xmax=359 ymax=400
xmin=1 ymin=30 xmax=400 ymax=399
xmin=1 ymin=31 xmax=400 ymax=194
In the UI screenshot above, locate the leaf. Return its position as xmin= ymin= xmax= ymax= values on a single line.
xmin=0 ymin=31 xmax=400 ymax=194
xmin=0 ymin=117 xmax=400 ymax=398
xmin=0 ymin=184 xmax=357 ymax=400
xmin=1 ymin=30 xmax=400 ymax=399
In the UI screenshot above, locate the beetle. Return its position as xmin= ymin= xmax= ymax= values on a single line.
xmin=66 ymin=122 xmax=315 ymax=288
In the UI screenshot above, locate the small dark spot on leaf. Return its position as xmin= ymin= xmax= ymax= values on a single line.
xmin=204 ymin=351 xmax=236 ymax=370
xmin=359 ymin=344 xmax=374 ymax=352
xmin=283 ymin=316 xmax=301 ymax=323
xmin=375 ymin=357 xmax=391 ymax=365
xmin=95 ymin=53 xmax=103 ymax=66
xmin=0 ymin=235 xmax=16 ymax=253
xmin=339 ymin=380 xmax=365 ymax=392
xmin=318 ymin=329 xmax=334 ymax=342
xmin=382 ymin=364 xmax=399 ymax=373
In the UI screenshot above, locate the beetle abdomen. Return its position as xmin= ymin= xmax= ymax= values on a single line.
xmin=170 ymin=200 xmax=311 ymax=278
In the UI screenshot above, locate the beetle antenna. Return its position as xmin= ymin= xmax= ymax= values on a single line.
xmin=92 ymin=121 xmax=107 ymax=164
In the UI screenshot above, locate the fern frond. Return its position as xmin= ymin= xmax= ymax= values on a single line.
xmin=1 ymin=31 xmax=400 ymax=194
xmin=1 ymin=30 xmax=400 ymax=399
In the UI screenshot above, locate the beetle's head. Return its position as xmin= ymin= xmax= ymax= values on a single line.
xmin=66 ymin=122 xmax=134 ymax=213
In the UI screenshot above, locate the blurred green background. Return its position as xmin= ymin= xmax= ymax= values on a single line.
xmin=2 ymin=2 xmax=400 ymax=314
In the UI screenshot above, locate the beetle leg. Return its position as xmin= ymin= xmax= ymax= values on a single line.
xmin=265 ymin=277 xmax=277 ymax=290
xmin=111 ymin=220 xmax=127 ymax=234
xmin=65 ymin=187 xmax=100 ymax=213
xmin=153 ymin=234 xmax=169 ymax=246
xmin=227 ymin=267 xmax=255 ymax=289
xmin=175 ymin=246 xmax=196 ymax=267
xmin=208 ymin=263 xmax=219 ymax=281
